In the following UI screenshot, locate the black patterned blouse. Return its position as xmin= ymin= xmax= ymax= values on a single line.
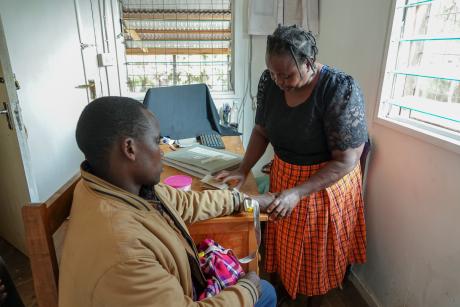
xmin=255 ymin=66 xmax=368 ymax=165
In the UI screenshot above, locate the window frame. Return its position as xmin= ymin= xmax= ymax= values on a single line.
xmin=118 ymin=0 xmax=249 ymax=102
xmin=374 ymin=0 xmax=460 ymax=154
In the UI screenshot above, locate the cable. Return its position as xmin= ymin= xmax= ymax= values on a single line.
xmin=237 ymin=35 xmax=253 ymax=130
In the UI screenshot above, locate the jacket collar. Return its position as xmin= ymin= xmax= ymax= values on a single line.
xmin=80 ymin=161 xmax=154 ymax=212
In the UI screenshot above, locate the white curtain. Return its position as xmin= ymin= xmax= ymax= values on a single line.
xmin=248 ymin=0 xmax=319 ymax=36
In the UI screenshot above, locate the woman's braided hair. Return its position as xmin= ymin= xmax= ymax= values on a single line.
xmin=266 ymin=24 xmax=318 ymax=75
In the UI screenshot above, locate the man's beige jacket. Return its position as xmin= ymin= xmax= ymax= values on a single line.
xmin=58 ymin=169 xmax=258 ymax=307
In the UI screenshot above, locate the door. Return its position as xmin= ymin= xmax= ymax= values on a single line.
xmin=0 ymin=15 xmax=38 ymax=253
xmin=0 ymin=0 xmax=124 ymax=253
xmin=75 ymin=0 xmax=126 ymax=98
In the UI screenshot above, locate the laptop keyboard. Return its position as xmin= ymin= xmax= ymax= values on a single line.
xmin=198 ymin=133 xmax=225 ymax=149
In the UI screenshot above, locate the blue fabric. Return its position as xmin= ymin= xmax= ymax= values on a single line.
xmin=143 ymin=83 xmax=240 ymax=139
xmin=256 ymin=175 xmax=270 ymax=194
xmin=254 ymin=280 xmax=277 ymax=307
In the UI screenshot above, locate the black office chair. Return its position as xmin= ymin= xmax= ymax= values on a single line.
xmin=360 ymin=137 xmax=372 ymax=192
xmin=0 ymin=256 xmax=25 ymax=307
xmin=143 ymin=83 xmax=239 ymax=140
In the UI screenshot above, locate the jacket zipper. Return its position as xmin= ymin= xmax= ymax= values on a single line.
xmin=156 ymin=200 xmax=208 ymax=287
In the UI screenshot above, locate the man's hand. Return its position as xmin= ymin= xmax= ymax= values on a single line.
xmin=266 ymin=188 xmax=302 ymax=220
xmin=0 ymin=279 xmax=7 ymax=306
xmin=239 ymin=271 xmax=261 ymax=296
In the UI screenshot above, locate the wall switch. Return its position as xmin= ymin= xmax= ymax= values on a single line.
xmin=97 ymin=53 xmax=115 ymax=67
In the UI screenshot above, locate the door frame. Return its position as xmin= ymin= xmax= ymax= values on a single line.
xmin=0 ymin=14 xmax=38 ymax=202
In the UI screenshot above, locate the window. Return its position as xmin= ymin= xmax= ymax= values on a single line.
xmin=120 ymin=0 xmax=233 ymax=94
xmin=378 ymin=0 xmax=460 ymax=143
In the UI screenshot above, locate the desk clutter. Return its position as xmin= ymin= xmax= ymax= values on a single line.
xmin=162 ymin=133 xmax=226 ymax=150
xmin=163 ymin=144 xmax=242 ymax=179
xmin=200 ymin=175 xmax=229 ymax=190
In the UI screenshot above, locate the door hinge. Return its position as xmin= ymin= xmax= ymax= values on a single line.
xmin=0 ymin=75 xmax=20 ymax=89
xmin=13 ymin=104 xmax=23 ymax=131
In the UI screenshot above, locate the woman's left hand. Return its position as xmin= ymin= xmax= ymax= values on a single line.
xmin=266 ymin=188 xmax=302 ymax=220
xmin=251 ymin=193 xmax=277 ymax=212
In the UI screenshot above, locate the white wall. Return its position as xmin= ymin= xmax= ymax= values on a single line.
xmin=0 ymin=0 xmax=88 ymax=201
xmin=358 ymin=126 xmax=460 ymax=307
xmin=241 ymin=35 xmax=275 ymax=178
xmin=0 ymin=0 xmax=254 ymax=201
xmin=249 ymin=0 xmax=460 ymax=306
xmin=213 ymin=0 xmax=274 ymax=179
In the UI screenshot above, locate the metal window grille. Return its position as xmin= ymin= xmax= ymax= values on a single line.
xmin=379 ymin=0 xmax=460 ymax=136
xmin=121 ymin=0 xmax=233 ymax=93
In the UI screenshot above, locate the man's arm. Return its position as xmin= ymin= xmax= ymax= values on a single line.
xmin=92 ymin=257 xmax=258 ymax=307
xmin=155 ymin=184 xmax=245 ymax=224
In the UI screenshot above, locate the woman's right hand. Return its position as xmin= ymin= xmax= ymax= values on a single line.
xmin=214 ymin=169 xmax=248 ymax=190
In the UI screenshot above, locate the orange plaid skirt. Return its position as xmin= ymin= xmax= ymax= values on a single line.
xmin=264 ymin=154 xmax=366 ymax=298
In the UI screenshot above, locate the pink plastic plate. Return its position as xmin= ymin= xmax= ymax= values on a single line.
xmin=163 ymin=175 xmax=193 ymax=191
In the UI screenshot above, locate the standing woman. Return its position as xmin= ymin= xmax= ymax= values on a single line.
xmin=216 ymin=25 xmax=367 ymax=305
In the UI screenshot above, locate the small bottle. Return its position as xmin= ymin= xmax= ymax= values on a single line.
xmin=222 ymin=103 xmax=231 ymax=126
xmin=230 ymin=101 xmax=239 ymax=126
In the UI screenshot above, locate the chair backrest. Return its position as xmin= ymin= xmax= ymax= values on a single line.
xmin=22 ymin=173 xmax=80 ymax=307
xmin=360 ymin=137 xmax=372 ymax=194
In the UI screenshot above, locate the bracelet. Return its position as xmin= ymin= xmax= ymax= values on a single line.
xmin=232 ymin=191 xmax=247 ymax=213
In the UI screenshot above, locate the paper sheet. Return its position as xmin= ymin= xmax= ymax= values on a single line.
xmin=188 ymin=147 xmax=235 ymax=161
xmin=200 ymin=175 xmax=229 ymax=190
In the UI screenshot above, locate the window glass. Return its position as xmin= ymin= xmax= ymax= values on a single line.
xmin=121 ymin=0 xmax=233 ymax=93
xmin=379 ymin=0 xmax=460 ymax=136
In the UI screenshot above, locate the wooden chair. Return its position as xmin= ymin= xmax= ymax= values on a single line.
xmin=22 ymin=173 xmax=80 ymax=307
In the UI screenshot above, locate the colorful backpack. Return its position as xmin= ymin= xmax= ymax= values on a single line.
xmin=197 ymin=239 xmax=245 ymax=300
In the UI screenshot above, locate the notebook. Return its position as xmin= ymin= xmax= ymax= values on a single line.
xmin=163 ymin=144 xmax=242 ymax=178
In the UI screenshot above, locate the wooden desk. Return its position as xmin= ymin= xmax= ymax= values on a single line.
xmin=160 ymin=136 xmax=267 ymax=272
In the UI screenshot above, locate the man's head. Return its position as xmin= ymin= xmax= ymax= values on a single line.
xmin=76 ymin=96 xmax=163 ymax=188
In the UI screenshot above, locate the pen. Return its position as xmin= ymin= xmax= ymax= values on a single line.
xmin=168 ymin=143 xmax=176 ymax=151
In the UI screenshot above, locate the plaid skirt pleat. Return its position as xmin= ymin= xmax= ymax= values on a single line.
xmin=263 ymin=154 xmax=366 ymax=298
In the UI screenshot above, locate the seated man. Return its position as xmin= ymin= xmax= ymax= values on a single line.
xmin=59 ymin=96 xmax=276 ymax=307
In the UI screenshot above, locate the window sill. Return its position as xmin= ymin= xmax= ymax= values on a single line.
xmin=374 ymin=115 xmax=460 ymax=155
xmin=211 ymin=91 xmax=241 ymax=100
xmin=126 ymin=93 xmax=146 ymax=102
